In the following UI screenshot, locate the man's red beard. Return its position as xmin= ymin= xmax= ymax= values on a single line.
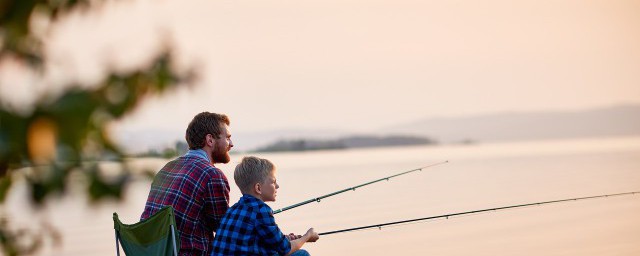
xmin=211 ymin=146 xmax=231 ymax=164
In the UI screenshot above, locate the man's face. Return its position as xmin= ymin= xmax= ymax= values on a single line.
xmin=211 ymin=124 xmax=233 ymax=164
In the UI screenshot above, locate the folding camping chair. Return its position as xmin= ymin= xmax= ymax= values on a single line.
xmin=113 ymin=206 xmax=180 ymax=256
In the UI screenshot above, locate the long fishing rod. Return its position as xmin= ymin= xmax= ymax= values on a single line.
xmin=272 ymin=161 xmax=449 ymax=214
xmin=319 ymin=191 xmax=639 ymax=236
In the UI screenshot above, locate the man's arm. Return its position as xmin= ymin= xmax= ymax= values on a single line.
xmin=286 ymin=228 xmax=319 ymax=256
xmin=204 ymin=171 xmax=230 ymax=230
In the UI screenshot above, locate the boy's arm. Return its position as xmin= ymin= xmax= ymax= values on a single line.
xmin=255 ymin=206 xmax=294 ymax=255
xmin=286 ymin=228 xmax=319 ymax=256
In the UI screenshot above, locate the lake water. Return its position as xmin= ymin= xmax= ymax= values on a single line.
xmin=6 ymin=136 xmax=640 ymax=255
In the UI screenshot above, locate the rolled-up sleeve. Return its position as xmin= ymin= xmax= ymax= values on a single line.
xmin=255 ymin=207 xmax=290 ymax=255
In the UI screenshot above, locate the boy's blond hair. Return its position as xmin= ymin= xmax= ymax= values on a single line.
xmin=234 ymin=156 xmax=275 ymax=194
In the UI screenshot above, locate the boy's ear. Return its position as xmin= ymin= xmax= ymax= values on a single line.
xmin=254 ymin=182 xmax=261 ymax=195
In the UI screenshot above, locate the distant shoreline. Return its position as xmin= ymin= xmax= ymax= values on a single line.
xmin=252 ymin=134 xmax=437 ymax=153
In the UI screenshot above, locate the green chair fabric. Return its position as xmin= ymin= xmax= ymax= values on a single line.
xmin=113 ymin=206 xmax=180 ymax=256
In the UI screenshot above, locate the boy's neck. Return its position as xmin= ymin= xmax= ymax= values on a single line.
xmin=244 ymin=192 xmax=265 ymax=202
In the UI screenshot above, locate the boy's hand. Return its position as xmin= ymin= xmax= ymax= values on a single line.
xmin=286 ymin=233 xmax=302 ymax=240
xmin=286 ymin=229 xmax=319 ymax=256
xmin=304 ymin=228 xmax=319 ymax=242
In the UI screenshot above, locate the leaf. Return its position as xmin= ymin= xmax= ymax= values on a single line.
xmin=0 ymin=175 xmax=11 ymax=202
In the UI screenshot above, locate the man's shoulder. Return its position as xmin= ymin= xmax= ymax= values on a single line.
xmin=166 ymin=155 xmax=226 ymax=178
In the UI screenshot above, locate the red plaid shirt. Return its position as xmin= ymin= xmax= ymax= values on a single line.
xmin=141 ymin=150 xmax=230 ymax=256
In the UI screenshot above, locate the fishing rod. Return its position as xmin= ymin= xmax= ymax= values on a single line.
xmin=272 ymin=161 xmax=449 ymax=215
xmin=319 ymin=191 xmax=639 ymax=236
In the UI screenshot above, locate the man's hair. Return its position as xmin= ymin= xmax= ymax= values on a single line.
xmin=185 ymin=112 xmax=230 ymax=150
xmin=234 ymin=156 xmax=275 ymax=194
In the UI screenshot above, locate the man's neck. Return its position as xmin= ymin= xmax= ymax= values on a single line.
xmin=187 ymin=148 xmax=213 ymax=163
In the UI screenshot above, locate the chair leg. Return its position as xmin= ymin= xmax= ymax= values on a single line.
xmin=115 ymin=231 xmax=120 ymax=256
xmin=170 ymin=225 xmax=178 ymax=256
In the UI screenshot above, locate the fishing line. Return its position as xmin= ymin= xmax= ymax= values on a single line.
xmin=272 ymin=161 xmax=449 ymax=214
xmin=318 ymin=191 xmax=640 ymax=236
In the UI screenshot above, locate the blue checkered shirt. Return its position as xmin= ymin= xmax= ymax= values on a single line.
xmin=211 ymin=194 xmax=291 ymax=256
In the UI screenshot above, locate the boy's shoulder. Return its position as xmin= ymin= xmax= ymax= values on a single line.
xmin=230 ymin=195 xmax=274 ymax=218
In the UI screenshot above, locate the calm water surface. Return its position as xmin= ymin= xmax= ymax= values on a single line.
xmin=7 ymin=136 xmax=640 ymax=255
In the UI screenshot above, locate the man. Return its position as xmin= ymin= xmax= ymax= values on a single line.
xmin=141 ymin=112 xmax=234 ymax=255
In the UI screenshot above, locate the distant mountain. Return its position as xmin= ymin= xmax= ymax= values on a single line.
xmin=385 ymin=104 xmax=640 ymax=143
xmin=254 ymin=135 xmax=436 ymax=152
xmin=232 ymin=128 xmax=352 ymax=151
xmin=114 ymin=104 xmax=640 ymax=153
xmin=113 ymin=127 xmax=354 ymax=153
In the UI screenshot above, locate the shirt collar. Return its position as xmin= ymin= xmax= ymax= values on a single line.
xmin=185 ymin=149 xmax=211 ymax=163
xmin=241 ymin=194 xmax=274 ymax=214
xmin=241 ymin=194 xmax=266 ymax=204
xmin=241 ymin=194 xmax=260 ymax=201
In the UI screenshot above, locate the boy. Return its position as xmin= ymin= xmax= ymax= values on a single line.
xmin=211 ymin=156 xmax=319 ymax=256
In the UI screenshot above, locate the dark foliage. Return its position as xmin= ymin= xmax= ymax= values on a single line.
xmin=0 ymin=1 xmax=194 ymax=255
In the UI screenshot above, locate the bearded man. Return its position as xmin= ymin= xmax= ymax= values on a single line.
xmin=141 ymin=112 xmax=234 ymax=256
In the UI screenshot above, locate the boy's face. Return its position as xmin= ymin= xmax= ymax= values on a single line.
xmin=258 ymin=169 xmax=279 ymax=202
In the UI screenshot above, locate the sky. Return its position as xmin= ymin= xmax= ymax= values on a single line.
xmin=1 ymin=0 xmax=639 ymax=136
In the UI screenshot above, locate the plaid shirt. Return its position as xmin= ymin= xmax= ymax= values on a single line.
xmin=211 ymin=194 xmax=291 ymax=256
xmin=141 ymin=150 xmax=230 ymax=256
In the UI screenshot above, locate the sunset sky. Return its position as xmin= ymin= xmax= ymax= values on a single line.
xmin=2 ymin=0 xmax=639 ymax=135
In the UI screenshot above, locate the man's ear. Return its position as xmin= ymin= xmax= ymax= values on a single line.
xmin=206 ymin=134 xmax=215 ymax=147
